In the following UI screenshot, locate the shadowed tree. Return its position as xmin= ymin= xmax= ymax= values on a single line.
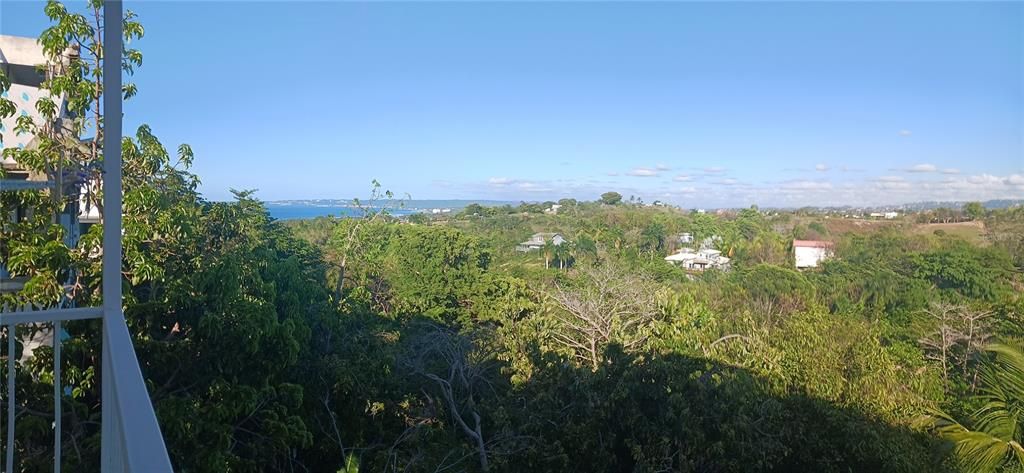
xmin=546 ymin=263 xmax=661 ymax=369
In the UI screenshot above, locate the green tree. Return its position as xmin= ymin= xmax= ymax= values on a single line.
xmin=964 ymin=201 xmax=986 ymax=221
xmin=927 ymin=340 xmax=1024 ymax=472
xmin=599 ymin=191 xmax=622 ymax=205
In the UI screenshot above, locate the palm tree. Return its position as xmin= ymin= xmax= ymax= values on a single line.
xmin=542 ymin=240 xmax=555 ymax=269
xmin=555 ymin=242 xmax=575 ymax=270
xmin=926 ymin=339 xmax=1024 ymax=472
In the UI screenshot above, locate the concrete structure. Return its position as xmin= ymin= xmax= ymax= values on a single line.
xmin=516 ymin=232 xmax=566 ymax=252
xmin=2 ymin=35 xmax=72 ymax=294
xmin=1 ymin=35 xmax=98 ymax=232
xmin=794 ymin=240 xmax=834 ymax=268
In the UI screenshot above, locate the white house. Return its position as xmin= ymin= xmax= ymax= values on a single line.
xmin=665 ymin=247 xmax=730 ymax=271
xmin=884 ymin=211 xmax=898 ymax=219
xmin=794 ymin=240 xmax=834 ymax=268
xmin=516 ymin=232 xmax=566 ymax=252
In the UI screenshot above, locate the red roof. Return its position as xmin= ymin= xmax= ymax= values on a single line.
xmin=793 ymin=240 xmax=834 ymax=248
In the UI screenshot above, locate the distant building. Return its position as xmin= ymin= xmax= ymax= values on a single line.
xmin=665 ymin=248 xmax=730 ymax=271
xmin=793 ymin=240 xmax=834 ymax=268
xmin=516 ymin=232 xmax=566 ymax=252
xmin=678 ymin=232 xmax=693 ymax=244
xmin=544 ymin=204 xmax=562 ymax=214
xmin=868 ymin=211 xmax=898 ymax=220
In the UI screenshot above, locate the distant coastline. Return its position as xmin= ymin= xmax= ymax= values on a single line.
xmin=265 ymin=199 xmax=518 ymax=220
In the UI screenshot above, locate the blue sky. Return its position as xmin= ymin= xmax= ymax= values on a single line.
xmin=3 ymin=1 xmax=1022 ymax=207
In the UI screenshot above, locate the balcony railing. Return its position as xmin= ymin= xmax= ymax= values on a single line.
xmin=1 ymin=2 xmax=172 ymax=471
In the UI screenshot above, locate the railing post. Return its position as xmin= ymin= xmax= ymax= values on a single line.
xmin=53 ymin=320 xmax=61 ymax=473
xmin=5 ymin=325 xmax=14 ymax=473
xmin=100 ymin=0 xmax=123 ymax=470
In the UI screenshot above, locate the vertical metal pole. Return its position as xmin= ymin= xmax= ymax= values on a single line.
xmin=53 ymin=321 xmax=61 ymax=473
xmin=5 ymin=325 xmax=14 ymax=472
xmin=100 ymin=0 xmax=123 ymax=469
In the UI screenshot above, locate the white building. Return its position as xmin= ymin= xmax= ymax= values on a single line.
xmin=884 ymin=211 xmax=898 ymax=219
xmin=665 ymin=247 xmax=730 ymax=271
xmin=516 ymin=232 xmax=566 ymax=252
xmin=2 ymin=36 xmax=93 ymax=292
xmin=794 ymin=240 xmax=834 ymax=268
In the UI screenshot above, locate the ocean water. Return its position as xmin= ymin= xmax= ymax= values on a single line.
xmin=267 ymin=205 xmax=417 ymax=220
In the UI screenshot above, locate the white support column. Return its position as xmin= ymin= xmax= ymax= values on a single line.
xmin=53 ymin=320 xmax=61 ymax=473
xmin=5 ymin=326 xmax=13 ymax=473
xmin=100 ymin=0 xmax=123 ymax=469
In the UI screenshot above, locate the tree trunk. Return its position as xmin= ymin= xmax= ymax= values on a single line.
xmin=472 ymin=412 xmax=489 ymax=471
xmin=334 ymin=263 xmax=346 ymax=301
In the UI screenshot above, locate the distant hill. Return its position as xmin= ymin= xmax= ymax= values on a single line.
xmin=898 ymin=199 xmax=1024 ymax=211
xmin=761 ymin=199 xmax=1024 ymax=213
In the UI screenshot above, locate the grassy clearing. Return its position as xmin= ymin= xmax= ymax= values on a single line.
xmin=912 ymin=221 xmax=988 ymax=245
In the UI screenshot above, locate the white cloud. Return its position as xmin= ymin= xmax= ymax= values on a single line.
xmin=967 ymin=174 xmax=1001 ymax=185
xmin=627 ymin=167 xmax=659 ymax=177
xmin=876 ymin=175 xmax=906 ymax=183
xmin=906 ymin=164 xmax=937 ymax=173
xmin=780 ymin=180 xmax=832 ymax=191
xmin=673 ymin=174 xmax=692 ymax=182
xmin=606 ymin=172 xmax=620 ymax=176
xmin=476 ymin=171 xmax=1022 ymax=209
xmin=899 ymin=130 xmax=912 ymax=136
xmin=704 ymin=167 xmax=726 ymax=174
xmin=875 ymin=179 xmax=913 ymax=191
xmin=941 ymin=168 xmax=961 ymax=174
xmin=485 ymin=177 xmax=552 ymax=192
xmin=815 ymin=164 xmax=829 ymax=172
xmin=655 ymin=164 xmax=672 ymax=171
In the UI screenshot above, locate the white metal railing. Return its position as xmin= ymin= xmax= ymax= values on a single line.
xmin=1 ymin=2 xmax=172 ymax=471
